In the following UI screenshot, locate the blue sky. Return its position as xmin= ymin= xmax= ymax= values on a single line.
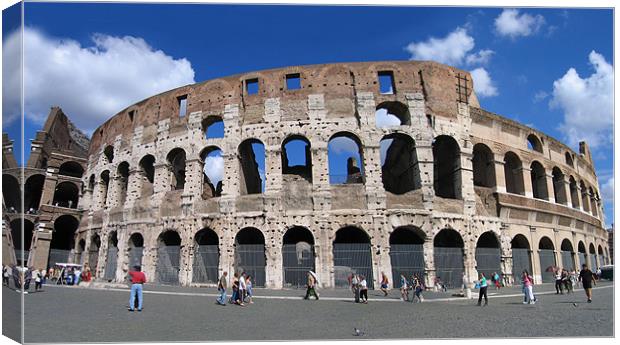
xmin=1 ymin=3 xmax=614 ymax=225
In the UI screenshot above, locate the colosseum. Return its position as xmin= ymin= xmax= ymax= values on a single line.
xmin=13 ymin=60 xmax=611 ymax=290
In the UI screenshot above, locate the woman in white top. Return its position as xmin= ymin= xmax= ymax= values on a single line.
xmin=359 ymin=276 xmax=368 ymax=304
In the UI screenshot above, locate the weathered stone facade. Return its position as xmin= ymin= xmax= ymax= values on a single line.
xmin=63 ymin=61 xmax=608 ymax=288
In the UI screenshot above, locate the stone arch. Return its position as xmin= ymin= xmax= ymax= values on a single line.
xmin=282 ymin=135 xmax=312 ymax=182
xmin=117 ymin=161 xmax=130 ymax=206
xmin=282 ymin=226 xmax=316 ymax=288
xmin=139 ymin=154 xmax=155 ymax=197
xmin=538 ymin=236 xmax=556 ymax=283
xmin=375 ymin=101 xmax=411 ymax=127
xmin=527 ymin=134 xmax=543 ymax=153
xmin=560 ymin=238 xmax=575 ymax=270
xmin=238 ymin=139 xmax=265 ymax=195
xmin=328 ymin=132 xmax=365 ymax=185
xmin=511 ymin=234 xmax=532 ymax=279
xmin=504 ymin=151 xmax=525 ymax=195
xmin=333 ymin=226 xmax=373 ymax=289
xmin=389 ymin=226 xmax=425 ymax=287
xmin=155 ymin=230 xmax=182 ymax=285
xmin=3 ymin=174 xmax=21 ymax=212
xmin=58 ymin=161 xmax=84 ymax=178
xmin=472 ymin=143 xmax=496 ymax=188
xmin=192 ymin=227 xmax=219 ymax=284
xmin=202 ymin=115 xmax=225 ymax=139
xmin=76 ymin=238 xmax=86 ymax=265
xmin=565 ymin=152 xmax=574 ymax=167
xmin=551 ymin=167 xmax=567 ymax=204
xmin=234 ymin=227 xmax=266 ymax=287
xmin=10 ymin=219 xmax=34 ymax=265
xmin=167 ymin=148 xmax=187 ymax=191
xmin=52 ymin=181 xmax=79 ymax=208
xmin=380 ymin=133 xmax=420 ymax=195
xmin=49 ymin=215 xmax=79 ymax=266
xmin=475 ymin=231 xmax=501 ymax=278
xmin=569 ymin=176 xmax=580 ymax=209
xmin=200 ymin=146 xmax=224 ymax=198
xmin=103 ymin=145 xmax=114 ymax=163
xmin=530 ymin=161 xmax=548 ymax=200
xmin=433 ymin=135 xmax=461 ymax=199
xmin=100 ymin=170 xmax=110 ymax=206
xmin=433 ymin=228 xmax=464 ymax=287
xmin=24 ymin=174 xmax=45 ymax=212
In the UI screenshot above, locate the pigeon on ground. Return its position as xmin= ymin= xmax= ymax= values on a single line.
xmin=572 ymin=303 xmax=578 ymax=307
xmin=353 ymin=328 xmax=364 ymax=336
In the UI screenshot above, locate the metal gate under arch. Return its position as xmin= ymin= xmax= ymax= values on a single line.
xmin=282 ymin=244 xmax=315 ymax=288
xmin=578 ymin=253 xmax=587 ymax=268
xmin=155 ymin=245 xmax=181 ymax=285
xmin=560 ymin=251 xmax=574 ymax=271
xmin=539 ymin=250 xmax=556 ymax=283
xmin=88 ymin=249 xmax=99 ymax=272
xmin=512 ymin=248 xmax=531 ymax=280
xmin=475 ymin=247 xmax=501 ymax=279
xmin=433 ymin=247 xmax=464 ymax=288
xmin=333 ymin=243 xmax=374 ymax=289
xmin=235 ymin=244 xmax=266 ymax=287
xmin=48 ymin=249 xmax=72 ymax=267
xmin=389 ymin=244 xmax=424 ymax=288
xmin=128 ymin=247 xmax=144 ymax=268
xmin=103 ymin=247 xmax=118 ymax=280
xmin=192 ymin=245 xmax=219 ymax=284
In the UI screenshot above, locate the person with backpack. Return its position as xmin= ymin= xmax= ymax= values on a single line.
xmin=304 ymin=271 xmax=319 ymax=300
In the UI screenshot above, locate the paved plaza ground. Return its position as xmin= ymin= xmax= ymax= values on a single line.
xmin=2 ymin=280 xmax=614 ymax=343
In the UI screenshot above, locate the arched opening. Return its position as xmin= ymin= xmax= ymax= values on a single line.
xmin=530 ymin=161 xmax=548 ymax=200
xmin=3 ymin=174 xmax=21 ymax=212
xmin=577 ymin=241 xmax=587 ymax=268
xmin=282 ymin=226 xmax=316 ymax=288
xmin=472 ymin=143 xmax=496 ymax=188
xmin=565 ymin=152 xmax=574 ymax=167
xmin=100 ymin=170 xmax=110 ymax=207
xmin=88 ymin=234 xmax=101 ymax=274
xmin=75 ymin=239 xmax=86 ymax=265
xmin=569 ymin=176 xmax=580 ymax=209
xmin=202 ymin=116 xmax=225 ymax=139
xmin=328 ymin=133 xmax=365 ymax=185
xmin=103 ymin=232 xmax=118 ymax=281
xmin=375 ymin=101 xmax=411 ymax=128
xmin=475 ymin=231 xmax=501 ymax=279
xmin=389 ymin=226 xmax=425 ymax=288
xmin=128 ymin=233 xmax=144 ymax=269
xmin=139 ymin=155 xmax=155 ymax=197
xmin=282 ymin=136 xmax=312 ymax=182
xmin=238 ymin=139 xmax=265 ymax=194
xmin=24 ymin=174 xmax=45 ymax=213
xmin=588 ymin=243 xmax=597 ymax=269
xmin=380 ymin=134 xmax=420 ymax=194
xmin=433 ymin=136 xmax=461 ymax=199
xmin=155 ymin=230 xmax=182 ymax=285
xmin=560 ymin=239 xmax=575 ymax=271
xmin=552 ymin=167 xmax=567 ymax=204
xmin=88 ymin=174 xmax=95 ymax=191
xmin=511 ymin=234 xmax=532 ymax=279
xmin=234 ymin=227 xmax=266 ymax=287
xmin=433 ymin=228 xmax=464 ymax=288
xmin=538 ymin=236 xmax=556 ymax=283
xmin=333 ymin=226 xmax=373 ymax=288
xmin=52 ymin=181 xmax=79 ymax=208
xmin=117 ymin=162 xmax=130 ymax=206
xmin=49 ymin=215 xmax=79 ymax=266
xmin=200 ymin=146 xmax=224 ymax=199
xmin=104 ymin=145 xmax=114 ymax=163
xmin=604 ymin=247 xmax=610 ymax=265
xmin=597 ymin=245 xmax=604 ymax=269
xmin=10 ymin=219 xmax=34 ymax=266
xmin=504 ymin=152 xmax=525 ymax=195
xmin=580 ymin=181 xmax=590 ymax=213
xmin=192 ymin=228 xmax=219 ymax=284
xmin=58 ymin=161 xmax=84 ymax=178
xmin=589 ymin=187 xmax=598 ymax=217
xmin=167 ymin=148 xmax=186 ymax=191
xmin=527 ymin=134 xmax=543 ymax=153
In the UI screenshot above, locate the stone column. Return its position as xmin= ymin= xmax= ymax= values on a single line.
xmin=107 ymin=170 xmax=121 ymax=208
xmin=152 ymin=163 xmax=171 ymax=204
xmin=545 ymin=173 xmax=556 ymax=203
xmin=415 ymin=139 xmax=435 ymax=209
xmin=364 ymin=142 xmax=386 ymax=210
xmin=493 ymin=156 xmax=507 ymax=193
xmin=522 ymin=167 xmax=533 ymax=198
xmin=125 ymin=168 xmax=142 ymax=206
xmin=219 ymin=229 xmax=234 ymax=279
xmin=532 ymin=249 xmax=542 ymax=284
xmin=186 ymin=241 xmax=196 ymax=285
xmin=315 ymin=220 xmax=332 ymax=288
xmin=311 ymin=143 xmax=331 ymax=212
xmin=422 ymin=237 xmax=436 ymax=288
xmin=115 ymin=229 xmax=129 ymax=283
xmin=581 ymin=188 xmax=591 ymax=214
xmin=265 ymin=243 xmax=283 ymax=289
xmin=219 ymin=151 xmax=238 ymax=214
xmin=461 ymin=149 xmax=476 ymax=216
xmin=39 ymin=166 xmax=59 ymax=207
xmin=29 ymin=224 xmax=53 ymax=270
xmin=563 ymin=177 xmax=573 ymax=208
xmin=371 ymin=216 xmax=390 ymax=289
xmin=183 ymin=158 xmax=203 ymax=207
xmin=178 ymin=236 xmax=192 ymax=286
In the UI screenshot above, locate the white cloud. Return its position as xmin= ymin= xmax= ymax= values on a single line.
xmin=2 ymin=27 xmax=195 ymax=132
xmin=465 ymin=49 xmax=494 ymax=66
xmin=203 ymin=154 xmax=224 ymax=185
xmin=379 ymin=139 xmax=394 ymax=166
xmin=550 ymin=51 xmax=613 ymax=149
xmin=533 ymin=90 xmax=549 ymax=103
xmin=405 ymin=27 xmax=474 ymax=66
xmin=328 ymin=136 xmax=360 ymax=155
xmin=601 ymin=176 xmax=613 ymax=204
xmin=470 ymin=67 xmax=498 ymax=98
xmin=494 ymin=9 xmax=545 ymax=39
xmin=2 ymin=29 xmax=22 ymax=125
xmin=375 ymin=108 xmax=401 ymax=128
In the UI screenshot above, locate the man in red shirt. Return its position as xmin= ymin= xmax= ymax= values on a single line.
xmin=128 ymin=266 xmax=146 ymax=312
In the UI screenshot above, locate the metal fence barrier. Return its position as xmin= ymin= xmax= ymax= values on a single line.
xmin=235 ymin=244 xmax=266 ymax=287
xmin=475 ymin=247 xmax=501 ymax=279
xmin=539 ymin=249 xmax=556 ymax=283
xmin=282 ymin=244 xmax=315 ymax=288
xmin=389 ymin=244 xmax=424 ymax=288
xmin=433 ymin=247 xmax=464 ymax=288
xmin=103 ymin=247 xmax=118 ymax=280
xmin=88 ymin=250 xmax=99 ymax=272
xmin=192 ymin=245 xmax=219 ymax=284
xmin=512 ymin=248 xmax=531 ymax=280
xmin=48 ymin=249 xmax=72 ymax=267
xmin=333 ymin=243 xmax=374 ymax=289
xmin=155 ymin=245 xmax=181 ymax=285
xmin=15 ymin=250 xmax=29 ymax=266
xmin=560 ymin=251 xmax=574 ymax=270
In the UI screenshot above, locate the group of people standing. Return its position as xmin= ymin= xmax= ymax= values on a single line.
xmin=349 ymin=273 xmax=370 ymax=303
xmin=398 ymin=273 xmax=425 ymax=303
xmin=216 ymin=271 xmax=254 ymax=306
xmin=554 ymin=267 xmax=578 ymax=294
xmin=2 ymin=264 xmax=47 ymax=293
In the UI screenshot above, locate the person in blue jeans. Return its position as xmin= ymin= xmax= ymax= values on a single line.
xmin=216 ymin=271 xmax=228 ymax=306
xmin=477 ymin=272 xmax=488 ymax=306
xmin=128 ymin=266 xmax=146 ymax=312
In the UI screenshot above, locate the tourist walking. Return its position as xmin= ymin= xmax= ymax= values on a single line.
xmin=492 ymin=272 xmax=501 ymax=290
xmin=522 ymin=270 xmax=535 ymax=304
xmin=380 ymin=272 xmax=389 ymax=296
xmin=239 ymin=272 xmax=247 ymax=304
xmin=555 ymin=268 xmax=563 ymax=294
xmin=33 ymin=268 xmax=42 ymax=292
xmin=2 ymin=265 xmax=9 ymax=286
xmin=304 ymin=271 xmax=319 ymax=300
xmin=216 ymin=271 xmax=228 ymax=305
xmin=578 ymin=264 xmax=596 ymax=303
xmin=561 ymin=269 xmax=571 ymax=293
xmin=359 ymin=275 xmax=368 ymax=303
xmin=412 ymin=275 xmax=424 ymax=303
xmin=351 ymin=273 xmax=360 ymax=303
xmin=400 ymin=274 xmax=409 ymax=302
xmin=127 ymin=265 xmax=146 ymax=312
xmin=24 ymin=267 xmax=32 ymax=293
xmin=477 ymin=273 xmax=488 ymax=306
xmin=12 ymin=265 xmax=21 ymax=290
xmin=230 ymin=272 xmax=244 ymax=306
xmin=245 ymin=275 xmax=254 ymax=304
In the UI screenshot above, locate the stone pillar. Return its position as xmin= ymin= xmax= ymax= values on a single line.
xmin=415 ymin=139 xmax=435 ymax=209
xmin=186 ymin=241 xmax=196 ymax=285
xmin=315 ymin=220 xmax=332 ymax=288
xmin=493 ymin=156 xmax=507 ymax=193
xmin=422 ymin=237 xmax=436 ymax=288
xmin=125 ymin=168 xmax=142 ymax=206
xmin=532 ymin=249 xmax=542 ymax=284
xmin=265 ymin=243 xmax=283 ymax=289
xmin=463 ymin=242 xmax=477 ymax=291
xmin=115 ymin=229 xmax=129 ymax=283
xmin=461 ymin=150 xmax=476 ymax=216
xmin=522 ymin=167 xmax=533 ymax=198
xmin=311 ymin=143 xmax=331 ymax=212
xmin=107 ymin=170 xmax=121 ymax=208
xmin=563 ymin=177 xmax=573 ymax=207
xmin=371 ymin=216 xmax=390 ymax=289
xmin=183 ymin=158 xmax=203 ymax=206
xmin=219 ymin=229 xmax=234 ymax=280
xmin=364 ymin=142 xmax=386 ymax=210
xmin=152 ymin=163 xmax=171 ymax=203
xmin=29 ymin=224 xmax=53 ymax=270
xmin=545 ymin=173 xmax=556 ymax=203
xmin=178 ymin=237 xmax=192 ymax=286
xmin=40 ymin=166 xmax=59 ymax=206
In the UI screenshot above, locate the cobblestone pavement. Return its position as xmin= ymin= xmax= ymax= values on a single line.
xmin=2 ymin=281 xmax=614 ymax=343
